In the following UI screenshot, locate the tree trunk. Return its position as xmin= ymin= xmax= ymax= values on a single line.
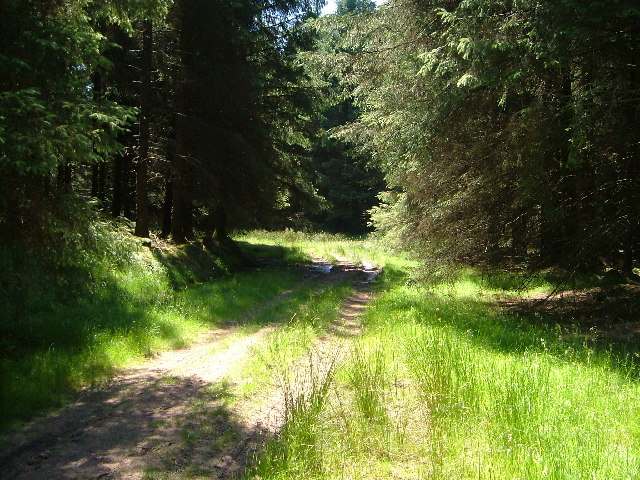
xmin=124 ymin=153 xmax=136 ymax=219
xmin=112 ymin=154 xmax=124 ymax=217
xmin=161 ymin=173 xmax=173 ymax=238
xmin=97 ymin=162 xmax=107 ymax=203
xmin=169 ymin=125 xmax=187 ymax=243
xmin=134 ymin=19 xmax=153 ymax=238
xmin=91 ymin=164 xmax=99 ymax=198
xmin=204 ymin=203 xmax=245 ymax=261
xmin=170 ymin=167 xmax=187 ymax=244
xmin=620 ymin=64 xmax=639 ymax=277
xmin=211 ymin=203 xmax=229 ymax=241
xmin=57 ymin=162 xmax=72 ymax=192
xmin=511 ymin=207 xmax=528 ymax=259
xmin=540 ymin=69 xmax=574 ymax=266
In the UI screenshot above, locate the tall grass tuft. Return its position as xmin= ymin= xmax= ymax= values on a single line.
xmin=347 ymin=345 xmax=388 ymax=424
xmin=249 ymin=359 xmax=336 ymax=480
xmin=407 ymin=328 xmax=480 ymax=423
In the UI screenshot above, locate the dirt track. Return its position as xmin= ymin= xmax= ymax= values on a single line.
xmin=0 ymin=258 xmax=378 ymax=480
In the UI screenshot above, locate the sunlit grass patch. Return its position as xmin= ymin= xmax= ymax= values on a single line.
xmin=427 ymin=265 xmax=614 ymax=300
xmin=237 ymin=280 xmax=354 ymax=397
xmin=235 ymin=239 xmax=310 ymax=264
xmin=248 ymin=358 xmax=336 ymax=480
xmin=425 ymin=266 xmax=554 ymax=298
xmin=367 ymin=279 xmax=640 ymax=478
xmin=235 ymin=230 xmax=414 ymax=269
xmin=248 ymin=259 xmax=640 ymax=480
xmin=344 ymin=343 xmax=390 ymax=424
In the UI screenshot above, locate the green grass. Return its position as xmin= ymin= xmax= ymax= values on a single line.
xmin=251 ymin=361 xmax=336 ymax=480
xmin=136 ymin=273 xmax=357 ymax=480
xmin=0 ymin=239 xmax=300 ymax=432
xmin=236 ymin=237 xmax=310 ymax=264
xmin=4 ymin=230 xmax=639 ymax=479
xmin=248 ymin=257 xmax=640 ymax=479
xmin=237 ymin=279 xmax=355 ymax=397
xmin=235 ymin=230 xmax=410 ymax=268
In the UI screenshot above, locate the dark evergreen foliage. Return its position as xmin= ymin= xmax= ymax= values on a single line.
xmin=0 ymin=0 xmax=323 ymax=250
xmin=1 ymin=0 xmax=638 ymax=278
xmin=309 ymin=0 xmax=384 ymax=234
xmin=327 ymin=0 xmax=640 ymax=275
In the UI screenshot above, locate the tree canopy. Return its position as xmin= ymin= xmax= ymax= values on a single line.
xmin=319 ymin=0 xmax=640 ymax=274
xmin=1 ymin=0 xmax=638 ymax=277
xmin=0 ymin=0 xmax=323 ymax=250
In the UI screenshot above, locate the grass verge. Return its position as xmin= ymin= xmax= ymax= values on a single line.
xmin=235 ymin=230 xmax=409 ymax=268
xmin=247 ymin=258 xmax=640 ymax=479
xmin=0 ymin=238 xmax=299 ymax=433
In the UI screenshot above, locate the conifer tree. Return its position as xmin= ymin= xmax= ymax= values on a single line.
xmin=170 ymin=0 xmax=322 ymax=243
xmin=328 ymin=0 xmax=640 ymax=273
xmin=0 ymin=0 xmax=136 ymax=246
xmin=310 ymin=0 xmax=384 ymax=234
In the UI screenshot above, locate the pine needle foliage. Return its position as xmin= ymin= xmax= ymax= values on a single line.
xmin=318 ymin=0 xmax=640 ymax=273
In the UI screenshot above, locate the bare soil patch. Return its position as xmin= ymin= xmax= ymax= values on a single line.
xmin=498 ymin=284 xmax=640 ymax=343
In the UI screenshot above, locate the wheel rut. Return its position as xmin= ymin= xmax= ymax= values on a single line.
xmin=239 ymin=258 xmax=379 ymax=436
xmin=0 ymin=257 xmax=380 ymax=480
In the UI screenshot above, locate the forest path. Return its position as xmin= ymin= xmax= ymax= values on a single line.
xmin=0 ymin=257 xmax=379 ymax=480
xmin=239 ymin=256 xmax=378 ymax=436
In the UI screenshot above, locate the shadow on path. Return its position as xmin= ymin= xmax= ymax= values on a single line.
xmin=0 ymin=374 xmax=270 ymax=479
